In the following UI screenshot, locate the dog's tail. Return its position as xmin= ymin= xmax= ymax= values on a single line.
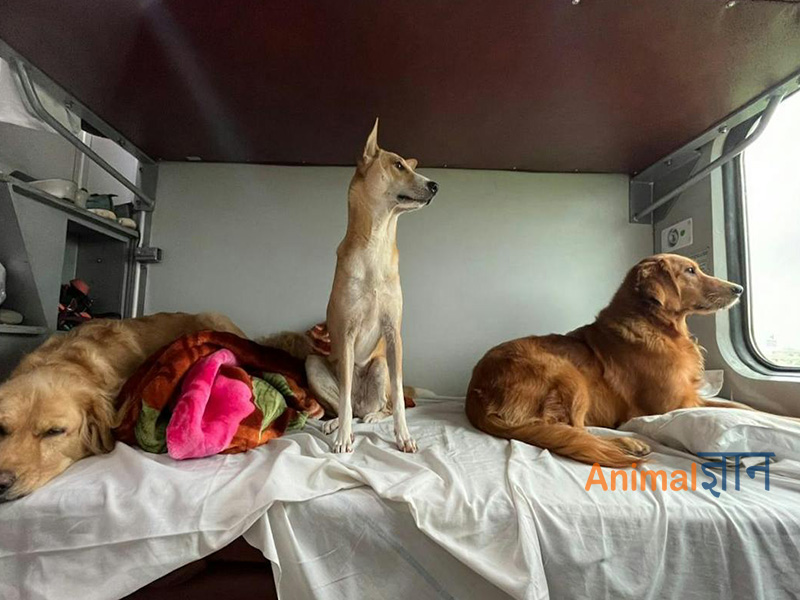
xmin=403 ymin=386 xmax=436 ymax=399
xmin=466 ymin=404 xmax=645 ymax=468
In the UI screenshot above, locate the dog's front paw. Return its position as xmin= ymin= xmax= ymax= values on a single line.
xmin=333 ymin=428 xmax=354 ymax=454
xmin=363 ymin=410 xmax=390 ymax=424
xmin=322 ymin=417 xmax=340 ymax=435
xmin=395 ymin=427 xmax=417 ymax=453
xmin=615 ymin=437 xmax=651 ymax=458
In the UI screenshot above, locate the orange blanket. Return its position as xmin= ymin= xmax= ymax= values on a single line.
xmin=115 ymin=331 xmax=323 ymax=455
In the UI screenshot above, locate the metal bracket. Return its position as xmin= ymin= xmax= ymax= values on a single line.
xmin=629 ymin=181 xmax=654 ymax=224
xmin=629 ymin=150 xmax=703 ymax=224
xmin=134 ymin=246 xmax=163 ymax=264
xmin=11 ymin=59 xmax=156 ymax=211
xmin=132 ymin=195 xmax=154 ymax=212
xmin=631 ymin=93 xmax=784 ymax=223
xmin=629 ymin=68 xmax=800 ymax=224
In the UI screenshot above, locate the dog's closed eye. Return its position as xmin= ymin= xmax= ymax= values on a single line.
xmin=42 ymin=427 xmax=66 ymax=438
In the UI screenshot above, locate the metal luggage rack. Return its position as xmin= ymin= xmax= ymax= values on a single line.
xmin=0 ymin=39 xmax=161 ymax=316
xmin=629 ymin=69 xmax=800 ymax=224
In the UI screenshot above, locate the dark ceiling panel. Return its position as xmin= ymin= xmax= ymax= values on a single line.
xmin=1 ymin=1 xmax=799 ymax=173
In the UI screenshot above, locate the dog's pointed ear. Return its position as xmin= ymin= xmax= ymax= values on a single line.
xmin=405 ymin=158 xmax=418 ymax=170
xmin=359 ymin=118 xmax=380 ymax=169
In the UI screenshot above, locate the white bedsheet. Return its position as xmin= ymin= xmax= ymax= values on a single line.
xmin=258 ymin=487 xmax=513 ymax=599
xmin=2 ymin=398 xmax=799 ymax=600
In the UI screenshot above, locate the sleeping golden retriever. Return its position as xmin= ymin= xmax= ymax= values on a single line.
xmin=465 ymin=254 xmax=746 ymax=467
xmin=0 ymin=312 xmax=244 ymax=502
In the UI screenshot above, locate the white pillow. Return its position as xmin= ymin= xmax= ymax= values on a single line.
xmin=620 ymin=405 xmax=800 ymax=462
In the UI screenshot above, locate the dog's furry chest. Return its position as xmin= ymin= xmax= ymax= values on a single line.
xmin=577 ymin=323 xmax=704 ymax=421
xmin=604 ymin=337 xmax=703 ymax=417
xmin=328 ymin=260 xmax=402 ymax=364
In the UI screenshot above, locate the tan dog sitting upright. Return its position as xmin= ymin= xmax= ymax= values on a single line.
xmin=306 ymin=119 xmax=438 ymax=453
xmin=466 ymin=254 xmax=746 ymax=467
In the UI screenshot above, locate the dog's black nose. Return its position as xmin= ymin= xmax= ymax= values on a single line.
xmin=427 ymin=181 xmax=439 ymax=195
xmin=731 ymin=284 xmax=744 ymax=296
xmin=0 ymin=471 xmax=16 ymax=498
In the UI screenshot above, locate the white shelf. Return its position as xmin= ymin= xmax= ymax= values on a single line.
xmin=1 ymin=174 xmax=139 ymax=242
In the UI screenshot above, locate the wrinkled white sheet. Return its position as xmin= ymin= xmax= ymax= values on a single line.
xmin=2 ymin=398 xmax=800 ymax=600
xmin=0 ymin=434 xmax=360 ymax=600
xmin=253 ymin=488 xmax=514 ymax=600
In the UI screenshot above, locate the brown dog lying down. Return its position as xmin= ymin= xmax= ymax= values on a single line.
xmin=0 ymin=312 xmax=244 ymax=502
xmin=466 ymin=254 xmax=746 ymax=467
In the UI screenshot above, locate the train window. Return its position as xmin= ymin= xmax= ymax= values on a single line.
xmin=739 ymin=91 xmax=800 ymax=369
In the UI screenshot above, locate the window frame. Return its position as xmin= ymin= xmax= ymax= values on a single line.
xmin=722 ymin=103 xmax=800 ymax=375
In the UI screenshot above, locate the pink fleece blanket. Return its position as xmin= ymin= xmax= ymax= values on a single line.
xmin=166 ymin=349 xmax=256 ymax=460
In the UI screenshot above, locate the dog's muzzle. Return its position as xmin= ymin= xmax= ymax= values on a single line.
xmin=0 ymin=470 xmax=17 ymax=502
xmin=423 ymin=180 xmax=439 ymax=205
xmin=398 ymin=180 xmax=438 ymax=206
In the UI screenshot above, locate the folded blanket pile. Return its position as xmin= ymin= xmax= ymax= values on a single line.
xmin=115 ymin=331 xmax=323 ymax=459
